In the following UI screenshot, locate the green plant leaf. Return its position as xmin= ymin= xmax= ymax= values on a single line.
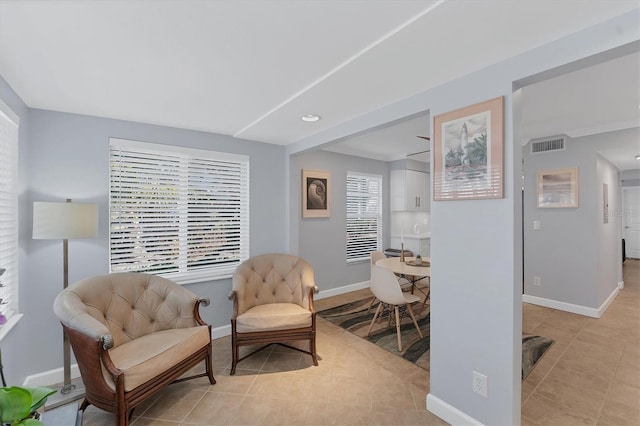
xmin=26 ymin=387 xmax=56 ymax=413
xmin=18 ymin=419 xmax=45 ymax=426
xmin=0 ymin=387 xmax=31 ymax=423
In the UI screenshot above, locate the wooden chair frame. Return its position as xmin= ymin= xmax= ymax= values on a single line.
xmin=64 ymin=299 xmax=215 ymax=426
xmin=228 ymin=287 xmax=318 ymax=375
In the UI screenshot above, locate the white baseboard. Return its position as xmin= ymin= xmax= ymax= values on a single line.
xmin=523 ymin=285 xmax=620 ymax=319
xmin=316 ymin=280 xmax=370 ymax=300
xmin=426 ymin=393 xmax=483 ymax=426
xmin=23 ymin=365 xmax=81 ymax=387
xmin=213 ymin=323 xmax=231 ymax=338
xmin=23 ymin=280 xmax=370 ymax=388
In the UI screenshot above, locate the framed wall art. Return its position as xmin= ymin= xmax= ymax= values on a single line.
xmin=302 ymin=169 xmax=330 ymax=218
xmin=537 ymin=167 xmax=579 ymax=208
xmin=433 ymin=96 xmax=504 ymax=201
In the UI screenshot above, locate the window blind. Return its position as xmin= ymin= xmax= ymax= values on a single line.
xmin=0 ymin=100 xmax=19 ymax=325
xmin=346 ymin=172 xmax=382 ymax=263
xmin=109 ymin=139 xmax=249 ymax=283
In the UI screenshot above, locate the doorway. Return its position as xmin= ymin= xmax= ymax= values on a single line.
xmin=623 ymin=186 xmax=640 ymax=259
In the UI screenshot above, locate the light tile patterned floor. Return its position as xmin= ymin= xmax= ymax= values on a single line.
xmin=78 ymin=261 xmax=639 ymax=425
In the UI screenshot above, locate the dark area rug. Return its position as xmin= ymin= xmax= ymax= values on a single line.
xmin=318 ymin=296 xmax=553 ymax=380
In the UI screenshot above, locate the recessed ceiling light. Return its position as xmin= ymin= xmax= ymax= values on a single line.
xmin=636 ymin=154 xmax=640 ymax=160
xmin=301 ymin=114 xmax=321 ymax=122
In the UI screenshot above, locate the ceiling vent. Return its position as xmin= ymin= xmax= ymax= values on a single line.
xmin=530 ymin=135 xmax=567 ymax=154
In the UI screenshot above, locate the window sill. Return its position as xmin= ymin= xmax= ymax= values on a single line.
xmin=0 ymin=313 xmax=23 ymax=342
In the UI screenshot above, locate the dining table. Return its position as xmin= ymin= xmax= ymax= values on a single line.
xmin=375 ymin=256 xmax=431 ymax=310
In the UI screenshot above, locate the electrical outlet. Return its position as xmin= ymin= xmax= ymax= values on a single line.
xmin=473 ymin=371 xmax=488 ymax=398
xmin=533 ymin=220 xmax=541 ymax=230
xmin=533 ymin=276 xmax=541 ymax=286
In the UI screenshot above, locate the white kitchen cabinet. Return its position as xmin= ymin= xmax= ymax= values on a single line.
xmin=390 ymin=236 xmax=430 ymax=258
xmin=391 ymin=169 xmax=429 ymax=212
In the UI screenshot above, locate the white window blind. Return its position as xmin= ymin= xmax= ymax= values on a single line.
xmin=109 ymin=139 xmax=249 ymax=284
xmin=0 ymin=99 xmax=19 ymax=328
xmin=346 ymin=172 xmax=382 ymax=263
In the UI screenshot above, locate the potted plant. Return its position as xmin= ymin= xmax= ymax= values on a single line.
xmin=415 ymin=254 xmax=422 ymax=265
xmin=0 ymin=386 xmax=55 ymax=425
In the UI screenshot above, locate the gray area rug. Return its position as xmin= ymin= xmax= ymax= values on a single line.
xmin=318 ymin=297 xmax=553 ymax=380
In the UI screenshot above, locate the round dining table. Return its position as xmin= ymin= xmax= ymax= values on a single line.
xmin=375 ymin=256 xmax=431 ymax=277
xmin=375 ymin=256 xmax=431 ymax=310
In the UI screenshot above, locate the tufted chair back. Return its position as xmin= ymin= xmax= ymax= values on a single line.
xmin=54 ymin=272 xmax=200 ymax=348
xmin=232 ymin=253 xmax=315 ymax=316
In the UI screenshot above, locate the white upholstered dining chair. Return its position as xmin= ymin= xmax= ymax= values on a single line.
xmin=367 ymin=265 xmax=423 ymax=352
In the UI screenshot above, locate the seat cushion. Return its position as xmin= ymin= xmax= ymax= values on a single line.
xmin=102 ymin=325 xmax=210 ymax=392
xmin=236 ymin=303 xmax=311 ymax=333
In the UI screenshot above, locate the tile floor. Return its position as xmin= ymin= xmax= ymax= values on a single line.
xmin=77 ymin=260 xmax=638 ymax=425
xmin=521 ymin=258 xmax=640 ymax=426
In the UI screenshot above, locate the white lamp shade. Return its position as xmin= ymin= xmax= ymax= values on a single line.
xmin=33 ymin=202 xmax=98 ymax=240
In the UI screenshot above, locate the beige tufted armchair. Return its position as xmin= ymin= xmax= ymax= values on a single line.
xmin=53 ymin=273 xmax=215 ymax=426
xmin=229 ymin=253 xmax=318 ymax=375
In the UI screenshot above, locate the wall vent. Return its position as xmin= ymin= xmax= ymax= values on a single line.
xmin=530 ymin=135 xmax=567 ymax=154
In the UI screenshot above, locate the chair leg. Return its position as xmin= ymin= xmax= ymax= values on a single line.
xmin=205 ymin=347 xmax=216 ymax=384
xmin=366 ymin=303 xmax=383 ymax=336
xmin=394 ymin=306 xmax=402 ymax=352
xmin=231 ymin=330 xmax=239 ymax=376
xmin=367 ymin=296 xmax=377 ymax=313
xmin=310 ymin=334 xmax=319 ymax=366
xmin=406 ymin=303 xmax=424 ymax=338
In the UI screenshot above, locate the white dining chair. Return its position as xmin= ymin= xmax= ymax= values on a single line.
xmin=367 ymin=265 xmax=424 ymax=352
xmin=367 ymin=251 xmax=412 ymax=313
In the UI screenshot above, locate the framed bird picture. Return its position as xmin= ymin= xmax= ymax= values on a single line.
xmin=302 ymin=169 xmax=330 ymax=218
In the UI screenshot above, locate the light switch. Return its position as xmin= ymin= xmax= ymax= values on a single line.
xmin=533 ymin=220 xmax=541 ymax=230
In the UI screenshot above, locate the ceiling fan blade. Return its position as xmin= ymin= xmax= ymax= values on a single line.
xmin=416 ymin=136 xmax=430 ymax=140
xmin=407 ymin=149 xmax=430 ymax=157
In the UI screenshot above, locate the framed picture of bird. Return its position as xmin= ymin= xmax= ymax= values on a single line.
xmin=302 ymin=169 xmax=331 ymax=218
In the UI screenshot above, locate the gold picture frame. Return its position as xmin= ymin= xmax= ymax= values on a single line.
xmin=302 ymin=169 xmax=330 ymax=218
xmin=537 ymin=167 xmax=579 ymax=208
xmin=433 ymin=96 xmax=504 ymax=200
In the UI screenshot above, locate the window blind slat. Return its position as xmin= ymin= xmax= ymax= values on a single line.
xmin=0 ymin=102 xmax=19 ymax=323
xmin=346 ymin=173 xmax=382 ymax=262
xmin=109 ymin=139 xmax=249 ymax=283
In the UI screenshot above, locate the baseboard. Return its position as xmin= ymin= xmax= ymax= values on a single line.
xmin=316 ymin=280 xmax=370 ymax=300
xmin=426 ymin=393 xmax=483 ymax=426
xmin=24 ymin=280 xmax=370 ymax=388
xmin=213 ymin=323 xmax=231 ymax=338
xmin=23 ymin=365 xmax=81 ymax=387
xmin=523 ymin=285 xmax=620 ymax=319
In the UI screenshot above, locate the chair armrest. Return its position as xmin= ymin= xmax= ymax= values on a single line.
xmin=307 ymin=286 xmax=318 ymax=314
xmin=228 ymin=291 xmax=239 ymax=319
xmin=194 ymin=298 xmax=211 ymax=326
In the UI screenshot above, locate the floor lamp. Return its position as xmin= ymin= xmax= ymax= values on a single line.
xmin=33 ymin=199 xmax=98 ymax=406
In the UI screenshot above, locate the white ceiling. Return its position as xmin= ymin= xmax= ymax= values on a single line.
xmin=326 ymin=50 xmax=640 ymax=170
xmin=0 ymin=1 xmax=638 ymax=163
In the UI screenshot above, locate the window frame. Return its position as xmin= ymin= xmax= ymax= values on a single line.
xmin=346 ymin=171 xmax=383 ymax=264
xmin=109 ymin=138 xmax=250 ymax=284
xmin=0 ymin=98 xmax=21 ymax=340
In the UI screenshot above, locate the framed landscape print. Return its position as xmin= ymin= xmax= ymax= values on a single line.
xmin=433 ymin=96 xmax=504 ymax=201
xmin=537 ymin=167 xmax=579 ymax=208
xmin=302 ymin=169 xmax=330 ymax=218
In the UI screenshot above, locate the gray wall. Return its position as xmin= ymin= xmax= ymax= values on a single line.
xmin=289 ymin=150 xmax=389 ymax=291
xmin=286 ymin=10 xmax=638 ymax=425
xmin=3 ymin=89 xmax=287 ymax=384
xmin=523 ymin=129 xmax=632 ymax=309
